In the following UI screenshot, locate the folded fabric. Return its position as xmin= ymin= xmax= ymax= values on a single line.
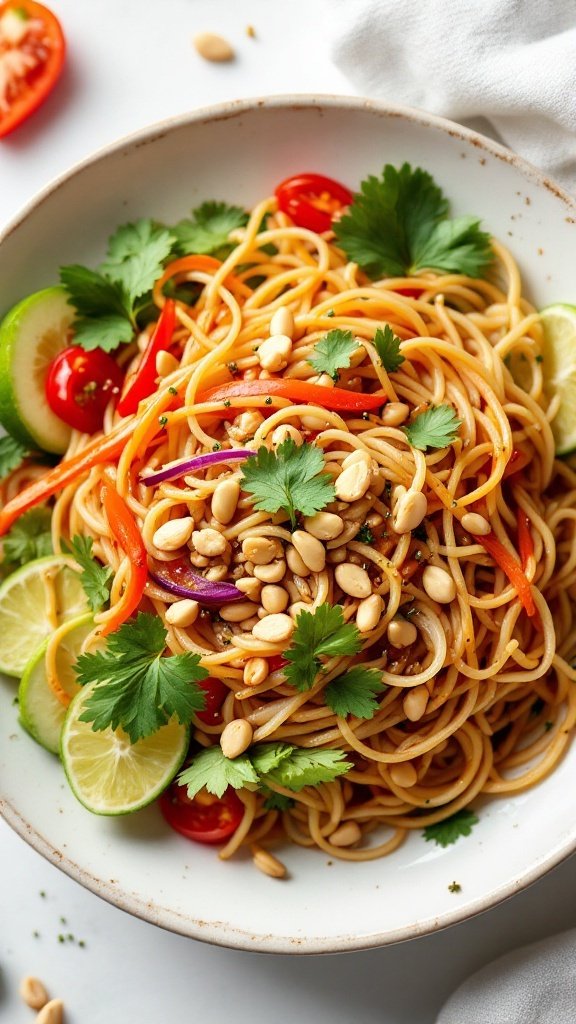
xmin=328 ymin=0 xmax=576 ymax=191
xmin=436 ymin=928 xmax=576 ymax=1023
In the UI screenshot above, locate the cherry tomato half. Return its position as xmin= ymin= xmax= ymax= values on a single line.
xmin=195 ymin=676 xmax=228 ymax=726
xmin=45 ymin=346 xmax=124 ymax=434
xmin=0 ymin=1 xmax=66 ymax=139
xmin=160 ymin=782 xmax=244 ymax=845
xmin=275 ymin=173 xmax=353 ymax=233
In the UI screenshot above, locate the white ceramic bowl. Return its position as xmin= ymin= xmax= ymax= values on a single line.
xmin=1 ymin=96 xmax=576 ymax=954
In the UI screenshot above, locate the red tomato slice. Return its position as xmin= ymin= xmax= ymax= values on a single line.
xmin=195 ymin=676 xmax=228 ymax=726
xmin=275 ymin=173 xmax=353 ymax=233
xmin=160 ymin=783 xmax=244 ymax=845
xmin=45 ymin=346 xmax=124 ymax=434
xmin=0 ymin=1 xmax=66 ymax=138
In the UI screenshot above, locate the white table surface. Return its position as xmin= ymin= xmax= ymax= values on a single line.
xmin=1 ymin=2 xmax=575 ymax=1021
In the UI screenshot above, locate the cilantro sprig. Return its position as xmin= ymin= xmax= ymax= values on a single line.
xmin=423 ymin=809 xmax=479 ymax=847
xmin=63 ymin=535 xmax=113 ymax=612
xmin=284 ymin=604 xmax=362 ymax=693
xmin=373 ymin=325 xmax=405 ymax=373
xmin=240 ymin=438 xmax=335 ymax=529
xmin=171 ymin=201 xmax=249 ymax=258
xmin=335 ymin=163 xmax=493 ymax=280
xmin=178 ymin=740 xmax=352 ymax=799
xmin=2 ymin=507 xmax=53 ymax=569
xmin=308 ymin=328 xmax=359 ymax=381
xmin=76 ymin=613 xmax=208 ymax=743
xmin=60 ymin=219 xmax=175 ymax=352
xmin=402 ymin=404 xmax=462 ymax=452
xmin=0 ymin=435 xmax=30 ymax=480
xmin=324 ymin=666 xmax=386 ymax=720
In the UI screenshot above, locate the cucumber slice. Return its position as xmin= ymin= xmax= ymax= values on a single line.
xmin=0 ymin=286 xmax=74 ymax=454
xmin=18 ymin=613 xmax=94 ymax=755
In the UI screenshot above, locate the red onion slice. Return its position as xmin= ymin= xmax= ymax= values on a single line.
xmin=149 ymin=557 xmax=243 ymax=604
xmin=140 ymin=448 xmax=253 ymax=487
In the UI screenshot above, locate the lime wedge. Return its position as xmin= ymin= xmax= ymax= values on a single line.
xmin=540 ymin=304 xmax=576 ymax=455
xmin=0 ymin=286 xmax=74 ymax=454
xmin=61 ymin=683 xmax=189 ymax=815
xmin=0 ymin=555 xmax=89 ymax=677
xmin=18 ymin=613 xmax=94 ymax=754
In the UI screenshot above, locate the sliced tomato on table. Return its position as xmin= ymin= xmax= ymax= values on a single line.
xmin=275 ymin=173 xmax=353 ymax=233
xmin=160 ymin=782 xmax=243 ymax=844
xmin=0 ymin=1 xmax=66 ymax=138
xmin=45 ymin=345 xmax=124 ymax=434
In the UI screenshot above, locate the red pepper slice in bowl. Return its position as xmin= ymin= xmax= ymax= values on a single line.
xmin=0 ymin=0 xmax=66 ymax=138
xmin=275 ymin=173 xmax=353 ymax=233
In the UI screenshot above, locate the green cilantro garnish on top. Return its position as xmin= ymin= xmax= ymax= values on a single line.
xmin=324 ymin=666 xmax=387 ymax=720
xmin=308 ymin=328 xmax=359 ymax=381
xmin=0 ymin=435 xmax=30 ymax=480
xmin=63 ymin=535 xmax=113 ymax=613
xmin=402 ymin=404 xmax=462 ymax=452
xmin=75 ymin=612 xmax=208 ymax=743
xmin=334 ymin=163 xmax=493 ymax=279
xmin=423 ymin=809 xmax=479 ymax=847
xmin=239 ymin=438 xmax=335 ymax=529
xmin=2 ymin=507 xmax=53 ymax=569
xmin=60 ymin=219 xmax=175 ymax=352
xmin=284 ymin=604 xmax=362 ymax=693
xmin=178 ymin=740 xmax=352 ymax=799
xmin=373 ymin=325 xmax=405 ymax=373
xmin=171 ymin=201 xmax=249 ymax=258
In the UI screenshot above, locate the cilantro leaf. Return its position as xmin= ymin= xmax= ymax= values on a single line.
xmin=334 ymin=163 xmax=493 ymax=279
xmin=262 ymin=789 xmax=295 ymax=811
xmin=72 ymin=314 xmax=135 ymax=353
xmin=373 ymin=325 xmax=405 ymax=373
xmin=308 ymin=329 xmax=359 ymax=381
xmin=324 ymin=666 xmax=386 ymax=720
xmin=63 ymin=535 xmax=113 ymax=612
xmin=100 ymin=219 xmax=175 ymax=305
xmin=240 ymin=439 xmax=335 ymax=529
xmin=59 ymin=265 xmax=129 ymax=320
xmin=178 ymin=745 xmax=259 ymax=799
xmin=423 ymin=809 xmax=479 ymax=848
xmin=0 ymin=435 xmax=30 ymax=480
xmin=250 ymin=742 xmax=294 ymax=775
xmin=402 ymin=404 xmax=462 ymax=452
xmin=284 ymin=604 xmax=362 ymax=693
xmin=76 ymin=612 xmax=208 ymax=742
xmin=259 ymin=746 xmax=352 ymax=792
xmin=2 ymin=507 xmax=52 ymax=567
xmin=172 ymin=202 xmax=249 ymax=258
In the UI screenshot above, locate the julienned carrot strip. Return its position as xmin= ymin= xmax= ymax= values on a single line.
xmin=517 ymin=511 xmax=534 ymax=571
xmin=197 ymin=378 xmax=386 ymax=413
xmin=154 ymin=255 xmax=250 ymax=302
xmin=0 ymin=422 xmax=134 ymax=536
xmin=478 ymin=530 xmax=536 ymax=617
xmin=98 ymin=485 xmax=148 ymax=636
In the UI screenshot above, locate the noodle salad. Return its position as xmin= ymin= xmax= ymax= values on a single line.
xmin=0 ymin=162 xmax=575 ymax=878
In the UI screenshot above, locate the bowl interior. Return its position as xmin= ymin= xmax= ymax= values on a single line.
xmin=1 ymin=96 xmax=576 ymax=953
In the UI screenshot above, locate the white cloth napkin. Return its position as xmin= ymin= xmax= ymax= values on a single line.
xmin=436 ymin=928 xmax=576 ymax=1023
xmin=328 ymin=0 xmax=576 ymax=191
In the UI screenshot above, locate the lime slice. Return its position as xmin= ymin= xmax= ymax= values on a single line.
xmin=0 ymin=286 xmax=74 ymax=454
xmin=0 ymin=555 xmax=89 ymax=677
xmin=61 ymin=683 xmax=188 ymax=815
xmin=18 ymin=613 xmax=94 ymax=754
xmin=540 ymin=304 xmax=576 ymax=455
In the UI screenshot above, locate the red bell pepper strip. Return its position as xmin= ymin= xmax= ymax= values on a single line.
xmin=517 ymin=511 xmax=534 ymax=571
xmin=196 ymin=378 xmax=385 ymax=413
xmin=0 ymin=421 xmax=134 ymax=536
xmin=100 ymin=485 xmax=148 ymax=636
xmin=478 ymin=530 xmax=536 ymax=617
xmin=116 ymin=300 xmax=176 ymax=417
xmin=275 ymin=173 xmax=353 ymax=233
